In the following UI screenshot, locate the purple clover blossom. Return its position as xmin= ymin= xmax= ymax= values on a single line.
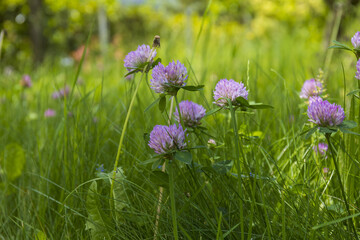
xmin=309 ymin=96 xmax=323 ymax=105
xmin=44 ymin=108 xmax=56 ymax=118
xmin=352 ymin=32 xmax=360 ymax=49
xmin=356 ymin=59 xmax=360 ymax=80
xmin=52 ymin=86 xmax=70 ymax=99
xmin=300 ymin=79 xmax=323 ymax=99
xmin=313 ymin=142 xmax=328 ymax=157
xmin=150 ymin=60 xmax=188 ymax=95
xmin=124 ymin=44 xmax=156 ymax=73
xmin=173 ymin=100 xmax=206 ymax=128
xmin=213 ymin=79 xmax=248 ymax=107
xmin=21 ymin=75 xmax=32 ymax=88
xmin=148 ymin=124 xmax=186 ymax=154
xmin=307 ymin=98 xmax=345 ymax=127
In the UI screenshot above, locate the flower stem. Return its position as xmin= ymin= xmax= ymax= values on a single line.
xmin=325 ymin=134 xmax=359 ymax=240
xmin=168 ymin=159 xmax=179 ymax=240
xmin=110 ymin=72 xmax=144 ymax=200
xmin=174 ymin=95 xmax=185 ymax=129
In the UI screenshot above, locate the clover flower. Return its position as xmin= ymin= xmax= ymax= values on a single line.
xmin=52 ymin=86 xmax=70 ymax=99
xmin=313 ymin=142 xmax=328 ymax=157
xmin=44 ymin=109 xmax=56 ymax=118
xmin=307 ymin=98 xmax=345 ymax=127
xmin=352 ymin=32 xmax=360 ymax=49
xmin=173 ymin=100 xmax=206 ymax=128
xmin=309 ymin=96 xmax=323 ymax=105
xmin=150 ymin=60 xmax=188 ymax=95
xmin=21 ymin=75 xmax=32 ymax=88
xmin=213 ymin=79 xmax=248 ymax=107
xmin=148 ymin=124 xmax=186 ymax=154
xmin=124 ymin=44 xmax=156 ymax=73
xmin=356 ymin=59 xmax=360 ymax=80
xmin=300 ymin=79 xmax=323 ymax=99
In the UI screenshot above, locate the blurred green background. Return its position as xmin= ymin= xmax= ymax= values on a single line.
xmin=1 ymin=0 xmax=359 ymax=68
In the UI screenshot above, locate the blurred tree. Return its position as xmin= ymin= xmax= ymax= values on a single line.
xmin=27 ymin=0 xmax=46 ymax=64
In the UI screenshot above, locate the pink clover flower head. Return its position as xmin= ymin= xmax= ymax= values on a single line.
xmin=52 ymin=86 xmax=70 ymax=99
xmin=300 ymin=79 xmax=323 ymax=99
xmin=323 ymin=167 xmax=329 ymax=173
xmin=356 ymin=59 xmax=360 ymax=80
xmin=313 ymin=142 xmax=328 ymax=157
xmin=148 ymin=124 xmax=186 ymax=154
xmin=213 ymin=79 xmax=248 ymax=107
xmin=21 ymin=74 xmax=32 ymax=88
xmin=150 ymin=60 xmax=188 ymax=95
xmin=44 ymin=108 xmax=56 ymax=118
xmin=307 ymin=98 xmax=345 ymax=127
xmin=352 ymin=32 xmax=360 ymax=49
xmin=124 ymin=44 xmax=156 ymax=72
xmin=174 ymin=100 xmax=206 ymax=128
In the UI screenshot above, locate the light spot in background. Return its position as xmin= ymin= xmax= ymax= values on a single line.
xmin=15 ymin=14 xmax=25 ymax=24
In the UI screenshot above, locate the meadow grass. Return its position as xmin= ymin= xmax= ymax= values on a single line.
xmin=1 ymin=14 xmax=360 ymax=240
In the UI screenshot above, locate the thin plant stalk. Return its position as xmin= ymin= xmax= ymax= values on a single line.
xmin=110 ymin=48 xmax=156 ymax=199
xmin=168 ymin=159 xmax=179 ymax=240
xmin=325 ymin=134 xmax=359 ymax=240
xmin=174 ymin=95 xmax=185 ymax=130
xmin=228 ymin=101 xmax=244 ymax=240
xmin=153 ymin=97 xmax=175 ymax=240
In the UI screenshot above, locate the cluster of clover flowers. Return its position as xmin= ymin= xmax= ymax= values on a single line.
xmin=124 ymin=44 xmax=251 ymax=157
xmin=298 ymin=31 xmax=360 ymax=239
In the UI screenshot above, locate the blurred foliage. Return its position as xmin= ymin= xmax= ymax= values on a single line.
xmin=2 ymin=0 xmax=359 ymax=70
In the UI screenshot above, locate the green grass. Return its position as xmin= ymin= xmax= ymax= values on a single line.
xmin=1 ymin=12 xmax=360 ymax=239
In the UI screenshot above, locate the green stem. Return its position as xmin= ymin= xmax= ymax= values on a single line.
xmin=174 ymin=95 xmax=185 ymax=129
xmin=326 ymin=134 xmax=359 ymax=240
xmin=168 ymin=159 xmax=179 ymax=240
xmin=228 ymin=103 xmax=244 ymax=240
xmin=110 ymin=72 xmax=144 ymax=199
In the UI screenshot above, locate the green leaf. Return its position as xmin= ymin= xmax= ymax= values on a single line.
xmin=338 ymin=120 xmax=357 ymax=129
xmin=212 ymin=160 xmax=233 ymax=174
xmin=150 ymin=58 xmax=161 ymax=69
xmin=304 ymin=127 xmax=317 ymax=140
xmin=181 ymin=85 xmax=204 ymax=91
xmin=319 ymin=127 xmax=337 ymax=134
xmin=85 ymin=181 xmax=113 ymax=240
xmin=328 ymin=40 xmax=353 ymax=51
xmin=346 ymin=89 xmax=360 ymax=96
xmin=235 ymin=97 xmax=250 ymax=107
xmin=339 ymin=128 xmax=360 ymax=136
xmin=124 ymin=69 xmax=139 ymax=77
xmin=144 ymin=97 xmax=160 ymax=113
xmin=159 ymin=96 xmax=166 ymax=113
xmin=174 ymin=151 xmax=192 ymax=165
xmin=0 ymin=143 xmax=26 ymax=181
xmin=204 ymin=107 xmax=222 ymax=117
xmin=111 ymin=168 xmax=128 ymax=217
xmin=150 ymin=170 xmax=169 ymax=188
xmin=248 ymin=103 xmax=274 ymax=109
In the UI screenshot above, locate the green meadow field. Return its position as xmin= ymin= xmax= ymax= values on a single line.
xmin=1 ymin=0 xmax=360 ymax=239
